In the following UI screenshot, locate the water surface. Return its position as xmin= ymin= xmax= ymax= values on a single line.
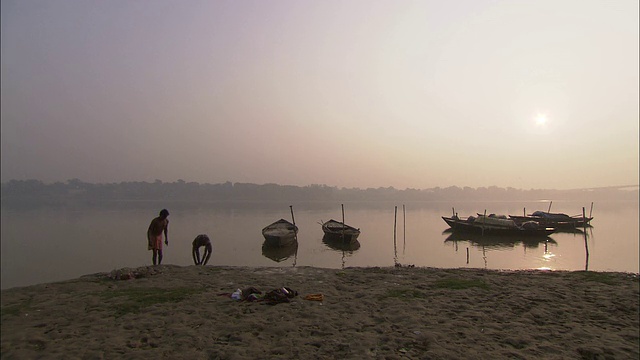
xmin=1 ymin=200 xmax=637 ymax=289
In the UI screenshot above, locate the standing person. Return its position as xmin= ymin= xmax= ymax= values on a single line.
xmin=147 ymin=209 xmax=169 ymax=265
xmin=192 ymin=234 xmax=212 ymax=265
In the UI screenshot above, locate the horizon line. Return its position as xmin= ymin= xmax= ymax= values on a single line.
xmin=1 ymin=178 xmax=638 ymax=193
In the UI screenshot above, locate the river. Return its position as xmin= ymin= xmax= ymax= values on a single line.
xmin=1 ymin=199 xmax=637 ymax=289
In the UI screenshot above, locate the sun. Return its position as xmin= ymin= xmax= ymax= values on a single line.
xmin=535 ymin=114 xmax=547 ymax=126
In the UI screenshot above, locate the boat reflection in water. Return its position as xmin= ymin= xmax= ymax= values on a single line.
xmin=443 ymin=229 xmax=558 ymax=269
xmin=443 ymin=229 xmax=557 ymax=250
xmin=261 ymin=240 xmax=298 ymax=263
xmin=552 ymin=226 xmax=590 ymax=235
xmin=322 ymin=234 xmax=360 ymax=269
xmin=322 ymin=234 xmax=361 ymax=252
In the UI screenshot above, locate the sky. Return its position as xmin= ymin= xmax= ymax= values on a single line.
xmin=1 ymin=0 xmax=638 ymax=190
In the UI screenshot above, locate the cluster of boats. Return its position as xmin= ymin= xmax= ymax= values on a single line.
xmin=262 ymin=218 xmax=360 ymax=246
xmin=259 ymin=203 xmax=594 ymax=262
xmin=261 ymin=206 xmax=361 ymax=262
xmin=442 ymin=206 xmax=593 ymax=237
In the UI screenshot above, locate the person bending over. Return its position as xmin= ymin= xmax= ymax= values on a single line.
xmin=147 ymin=209 xmax=169 ymax=265
xmin=192 ymin=234 xmax=212 ymax=265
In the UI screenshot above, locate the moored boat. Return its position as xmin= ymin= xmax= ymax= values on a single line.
xmin=442 ymin=215 xmax=555 ymax=237
xmin=262 ymin=219 xmax=298 ymax=247
xmin=321 ymin=219 xmax=361 ymax=243
xmin=508 ymin=211 xmax=592 ymax=228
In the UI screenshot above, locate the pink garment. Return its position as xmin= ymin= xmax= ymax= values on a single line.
xmin=149 ymin=234 xmax=163 ymax=251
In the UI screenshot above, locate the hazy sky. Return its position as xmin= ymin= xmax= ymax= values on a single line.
xmin=1 ymin=0 xmax=638 ymax=190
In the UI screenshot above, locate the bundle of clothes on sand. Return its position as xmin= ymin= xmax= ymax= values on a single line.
xmin=221 ymin=287 xmax=324 ymax=305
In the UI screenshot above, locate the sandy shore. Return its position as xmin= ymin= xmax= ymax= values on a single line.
xmin=1 ymin=265 xmax=638 ymax=359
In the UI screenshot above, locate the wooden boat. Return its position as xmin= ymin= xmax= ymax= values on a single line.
xmin=321 ymin=219 xmax=361 ymax=243
xmin=509 ymin=211 xmax=592 ymax=228
xmin=442 ymin=215 xmax=555 ymax=237
xmin=261 ymin=219 xmax=298 ymax=247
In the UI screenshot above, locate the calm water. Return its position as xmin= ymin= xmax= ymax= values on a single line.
xmin=1 ymin=200 xmax=638 ymax=289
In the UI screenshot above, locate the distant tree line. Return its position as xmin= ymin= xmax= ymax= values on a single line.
xmin=1 ymin=179 xmax=637 ymax=204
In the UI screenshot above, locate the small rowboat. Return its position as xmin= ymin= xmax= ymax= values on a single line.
xmin=321 ymin=219 xmax=361 ymax=243
xmin=262 ymin=219 xmax=298 ymax=247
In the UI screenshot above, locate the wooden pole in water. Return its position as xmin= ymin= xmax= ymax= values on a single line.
xmin=341 ymin=204 xmax=345 ymax=240
xmin=394 ymin=206 xmax=398 ymax=261
xmin=394 ymin=206 xmax=397 ymax=241
xmin=482 ymin=209 xmax=487 ymax=236
xmin=290 ymin=205 xmax=297 ymax=241
xmin=466 ymin=247 xmax=469 ymax=264
xmin=523 ymin=207 xmax=526 ymax=216
xmin=403 ymin=204 xmax=406 ymax=248
xmin=582 ymin=207 xmax=587 ymax=231
xmin=290 ymin=205 xmax=298 ymax=268
xmin=589 ymin=202 xmax=594 ymax=218
xmin=583 ymin=223 xmax=590 ymax=271
xmin=547 ymin=201 xmax=553 ymax=214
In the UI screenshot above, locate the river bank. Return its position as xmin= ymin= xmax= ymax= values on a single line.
xmin=1 ymin=265 xmax=638 ymax=359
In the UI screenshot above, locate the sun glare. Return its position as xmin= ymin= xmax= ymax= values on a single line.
xmin=535 ymin=114 xmax=547 ymax=126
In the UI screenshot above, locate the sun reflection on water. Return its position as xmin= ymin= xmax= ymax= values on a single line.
xmin=537 ymin=242 xmax=557 ymax=270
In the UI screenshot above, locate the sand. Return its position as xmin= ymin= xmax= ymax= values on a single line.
xmin=1 ymin=265 xmax=638 ymax=359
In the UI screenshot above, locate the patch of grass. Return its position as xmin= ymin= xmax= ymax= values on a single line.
xmin=101 ymin=287 xmax=204 ymax=317
xmin=573 ymin=271 xmax=619 ymax=285
xmin=433 ymin=278 xmax=489 ymax=290
xmin=380 ymin=288 xmax=427 ymax=300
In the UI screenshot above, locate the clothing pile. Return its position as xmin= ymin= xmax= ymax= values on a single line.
xmin=227 ymin=287 xmax=299 ymax=305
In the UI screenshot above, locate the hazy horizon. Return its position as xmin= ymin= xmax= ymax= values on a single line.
xmin=2 ymin=0 xmax=638 ymax=191
xmin=2 ymin=177 xmax=638 ymax=195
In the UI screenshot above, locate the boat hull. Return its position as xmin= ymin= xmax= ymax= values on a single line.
xmin=262 ymin=219 xmax=298 ymax=247
xmin=322 ymin=231 xmax=360 ymax=243
xmin=508 ymin=215 xmax=592 ymax=228
xmin=442 ymin=216 xmax=555 ymax=237
xmin=262 ymin=233 xmax=297 ymax=247
xmin=321 ymin=219 xmax=361 ymax=243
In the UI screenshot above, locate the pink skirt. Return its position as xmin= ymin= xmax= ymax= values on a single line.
xmin=149 ymin=234 xmax=163 ymax=251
